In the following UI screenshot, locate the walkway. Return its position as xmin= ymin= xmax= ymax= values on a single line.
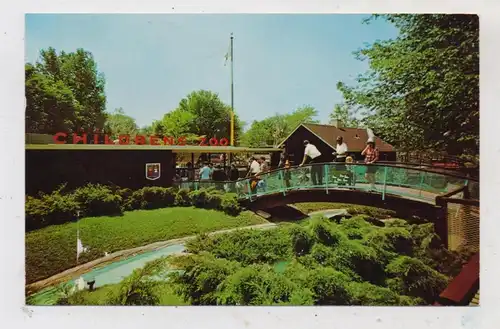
xmin=180 ymin=163 xmax=474 ymax=205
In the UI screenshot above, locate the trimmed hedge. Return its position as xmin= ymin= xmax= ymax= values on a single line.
xmin=25 ymin=184 xmax=242 ymax=231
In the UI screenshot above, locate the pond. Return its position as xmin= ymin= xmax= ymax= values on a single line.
xmin=27 ymin=244 xmax=186 ymax=305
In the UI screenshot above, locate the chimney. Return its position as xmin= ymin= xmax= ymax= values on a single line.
xmin=331 ymin=120 xmax=344 ymax=128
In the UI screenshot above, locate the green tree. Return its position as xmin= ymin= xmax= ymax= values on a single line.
xmin=25 ymin=63 xmax=80 ymax=133
xmin=329 ymin=104 xmax=361 ymax=128
xmin=152 ymin=90 xmax=243 ymax=144
xmin=26 ymin=47 xmax=107 ymax=133
xmin=241 ymin=105 xmax=319 ymax=147
xmin=337 ymin=14 xmax=479 ymax=158
xmin=104 ymin=108 xmax=139 ymax=138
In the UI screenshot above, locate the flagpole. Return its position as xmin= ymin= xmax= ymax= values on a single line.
xmin=76 ymin=211 xmax=80 ymax=265
xmin=230 ymin=33 xmax=235 ymax=147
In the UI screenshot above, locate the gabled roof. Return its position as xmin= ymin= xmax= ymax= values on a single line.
xmin=278 ymin=123 xmax=395 ymax=152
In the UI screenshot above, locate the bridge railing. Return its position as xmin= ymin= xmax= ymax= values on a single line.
xmin=173 ymin=163 xmax=475 ymax=204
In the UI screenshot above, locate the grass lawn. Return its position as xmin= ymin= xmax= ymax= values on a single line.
xmin=26 ymin=207 xmax=267 ymax=284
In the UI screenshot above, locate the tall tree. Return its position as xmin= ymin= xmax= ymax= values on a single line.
xmin=25 ymin=63 xmax=80 ymax=134
xmin=337 ymin=14 xmax=479 ymax=158
xmin=241 ymin=105 xmax=319 ymax=147
xmin=153 ymin=90 xmax=243 ymax=144
xmin=26 ymin=47 xmax=107 ymax=133
xmin=104 ymin=108 xmax=139 ymax=138
xmin=329 ymin=104 xmax=361 ymax=128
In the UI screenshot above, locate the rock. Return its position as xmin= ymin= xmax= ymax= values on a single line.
xmin=309 ymin=209 xmax=352 ymax=223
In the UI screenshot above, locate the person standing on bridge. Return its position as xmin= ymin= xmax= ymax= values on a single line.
xmin=246 ymin=156 xmax=262 ymax=195
xmin=362 ymin=141 xmax=379 ymax=191
xmin=278 ymin=150 xmax=292 ymax=189
xmin=333 ymin=136 xmax=348 ymax=163
xmin=299 ymin=140 xmax=323 ymax=186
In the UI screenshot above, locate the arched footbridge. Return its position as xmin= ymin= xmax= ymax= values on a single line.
xmin=176 ymin=163 xmax=479 ymax=251
xmin=176 ymin=162 xmax=480 ymax=305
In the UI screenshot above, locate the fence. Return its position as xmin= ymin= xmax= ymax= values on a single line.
xmin=436 ymin=182 xmax=480 ymax=252
xmin=174 ymin=163 xmax=472 ymax=204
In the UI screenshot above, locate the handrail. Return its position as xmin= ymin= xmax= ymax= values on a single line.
xmin=217 ymin=162 xmax=478 ymax=184
xmin=174 ymin=162 xmax=477 ymax=205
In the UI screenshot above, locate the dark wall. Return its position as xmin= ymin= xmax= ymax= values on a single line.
xmin=282 ymin=126 xmax=334 ymax=165
xmin=26 ymin=150 xmax=175 ymax=195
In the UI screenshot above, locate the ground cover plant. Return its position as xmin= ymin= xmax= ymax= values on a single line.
xmin=25 ymin=207 xmax=266 ymax=285
xmin=63 ymin=214 xmax=474 ymax=306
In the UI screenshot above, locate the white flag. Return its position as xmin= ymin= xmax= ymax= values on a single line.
xmin=224 ymin=48 xmax=231 ymax=66
xmin=366 ymin=128 xmax=375 ymax=143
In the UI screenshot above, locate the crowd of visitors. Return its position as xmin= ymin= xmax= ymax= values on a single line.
xmin=174 ymin=135 xmax=380 ymax=194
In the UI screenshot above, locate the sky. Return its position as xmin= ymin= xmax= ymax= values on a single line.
xmin=25 ymin=14 xmax=399 ymax=129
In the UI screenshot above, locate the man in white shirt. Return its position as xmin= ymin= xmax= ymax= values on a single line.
xmin=333 ymin=136 xmax=349 ymax=173
xmin=299 ymin=140 xmax=323 ymax=186
xmin=333 ymin=136 xmax=348 ymax=162
xmin=248 ymin=157 xmax=261 ymax=176
xmin=246 ymin=156 xmax=262 ymax=195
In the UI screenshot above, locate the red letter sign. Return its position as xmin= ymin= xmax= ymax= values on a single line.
xmin=53 ymin=132 xmax=67 ymax=144
xmin=72 ymin=133 xmax=87 ymax=144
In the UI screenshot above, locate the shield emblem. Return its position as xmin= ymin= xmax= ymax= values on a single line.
xmin=145 ymin=163 xmax=161 ymax=180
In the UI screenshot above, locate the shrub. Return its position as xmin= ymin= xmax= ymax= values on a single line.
xmin=25 ymin=191 xmax=79 ymax=230
xmin=219 ymin=193 xmax=241 ymax=215
xmin=333 ymin=240 xmax=386 ymax=285
xmin=206 ymin=229 xmax=291 ymax=265
xmin=129 ymin=187 xmax=176 ymax=210
xmin=309 ymin=244 xmax=336 ymax=267
xmin=217 ymin=265 xmax=301 ymax=305
xmin=174 ymin=188 xmax=191 ymax=207
xmin=339 ymin=216 xmax=378 ymax=240
xmin=188 ymin=189 xmax=210 ymax=208
xmin=287 ymin=224 xmax=314 ymax=256
xmin=117 ymin=188 xmax=133 ymax=210
xmin=307 ymin=217 xmax=344 ymax=247
xmin=72 ymin=184 xmax=123 ymax=217
xmin=185 ymin=233 xmax=216 ymax=254
xmin=304 ymin=267 xmax=351 ymax=305
xmin=347 ymin=281 xmax=400 ymax=306
xmin=168 ymin=253 xmax=241 ymax=305
xmin=385 ymin=256 xmax=449 ymax=303
xmin=364 ymin=227 xmax=413 ymax=255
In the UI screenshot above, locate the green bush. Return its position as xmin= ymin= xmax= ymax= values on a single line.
xmin=205 ymin=229 xmax=291 ymax=265
xmin=333 ymin=240 xmax=386 ymax=285
xmin=185 ymin=233 xmax=216 ymax=254
xmin=307 ymin=217 xmax=345 ymax=246
xmin=309 ymin=244 xmax=336 ymax=267
xmin=129 ymin=187 xmax=176 ymax=210
xmin=304 ymin=267 xmax=351 ymax=305
xmin=188 ymin=189 xmax=210 ymax=208
xmin=217 ymin=265 xmax=300 ymax=305
xmin=385 ymin=256 xmax=449 ymax=303
xmin=117 ymin=188 xmax=133 ymax=210
xmin=287 ymin=224 xmax=314 ymax=256
xmin=347 ymin=281 xmax=400 ymax=306
xmin=72 ymin=184 xmax=123 ymax=217
xmin=168 ymin=253 xmax=241 ymax=305
xmin=25 ymin=191 xmax=79 ymax=230
xmin=174 ymin=188 xmax=191 ymax=207
xmin=364 ymin=227 xmax=413 ymax=255
xmin=219 ymin=193 xmax=241 ymax=215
